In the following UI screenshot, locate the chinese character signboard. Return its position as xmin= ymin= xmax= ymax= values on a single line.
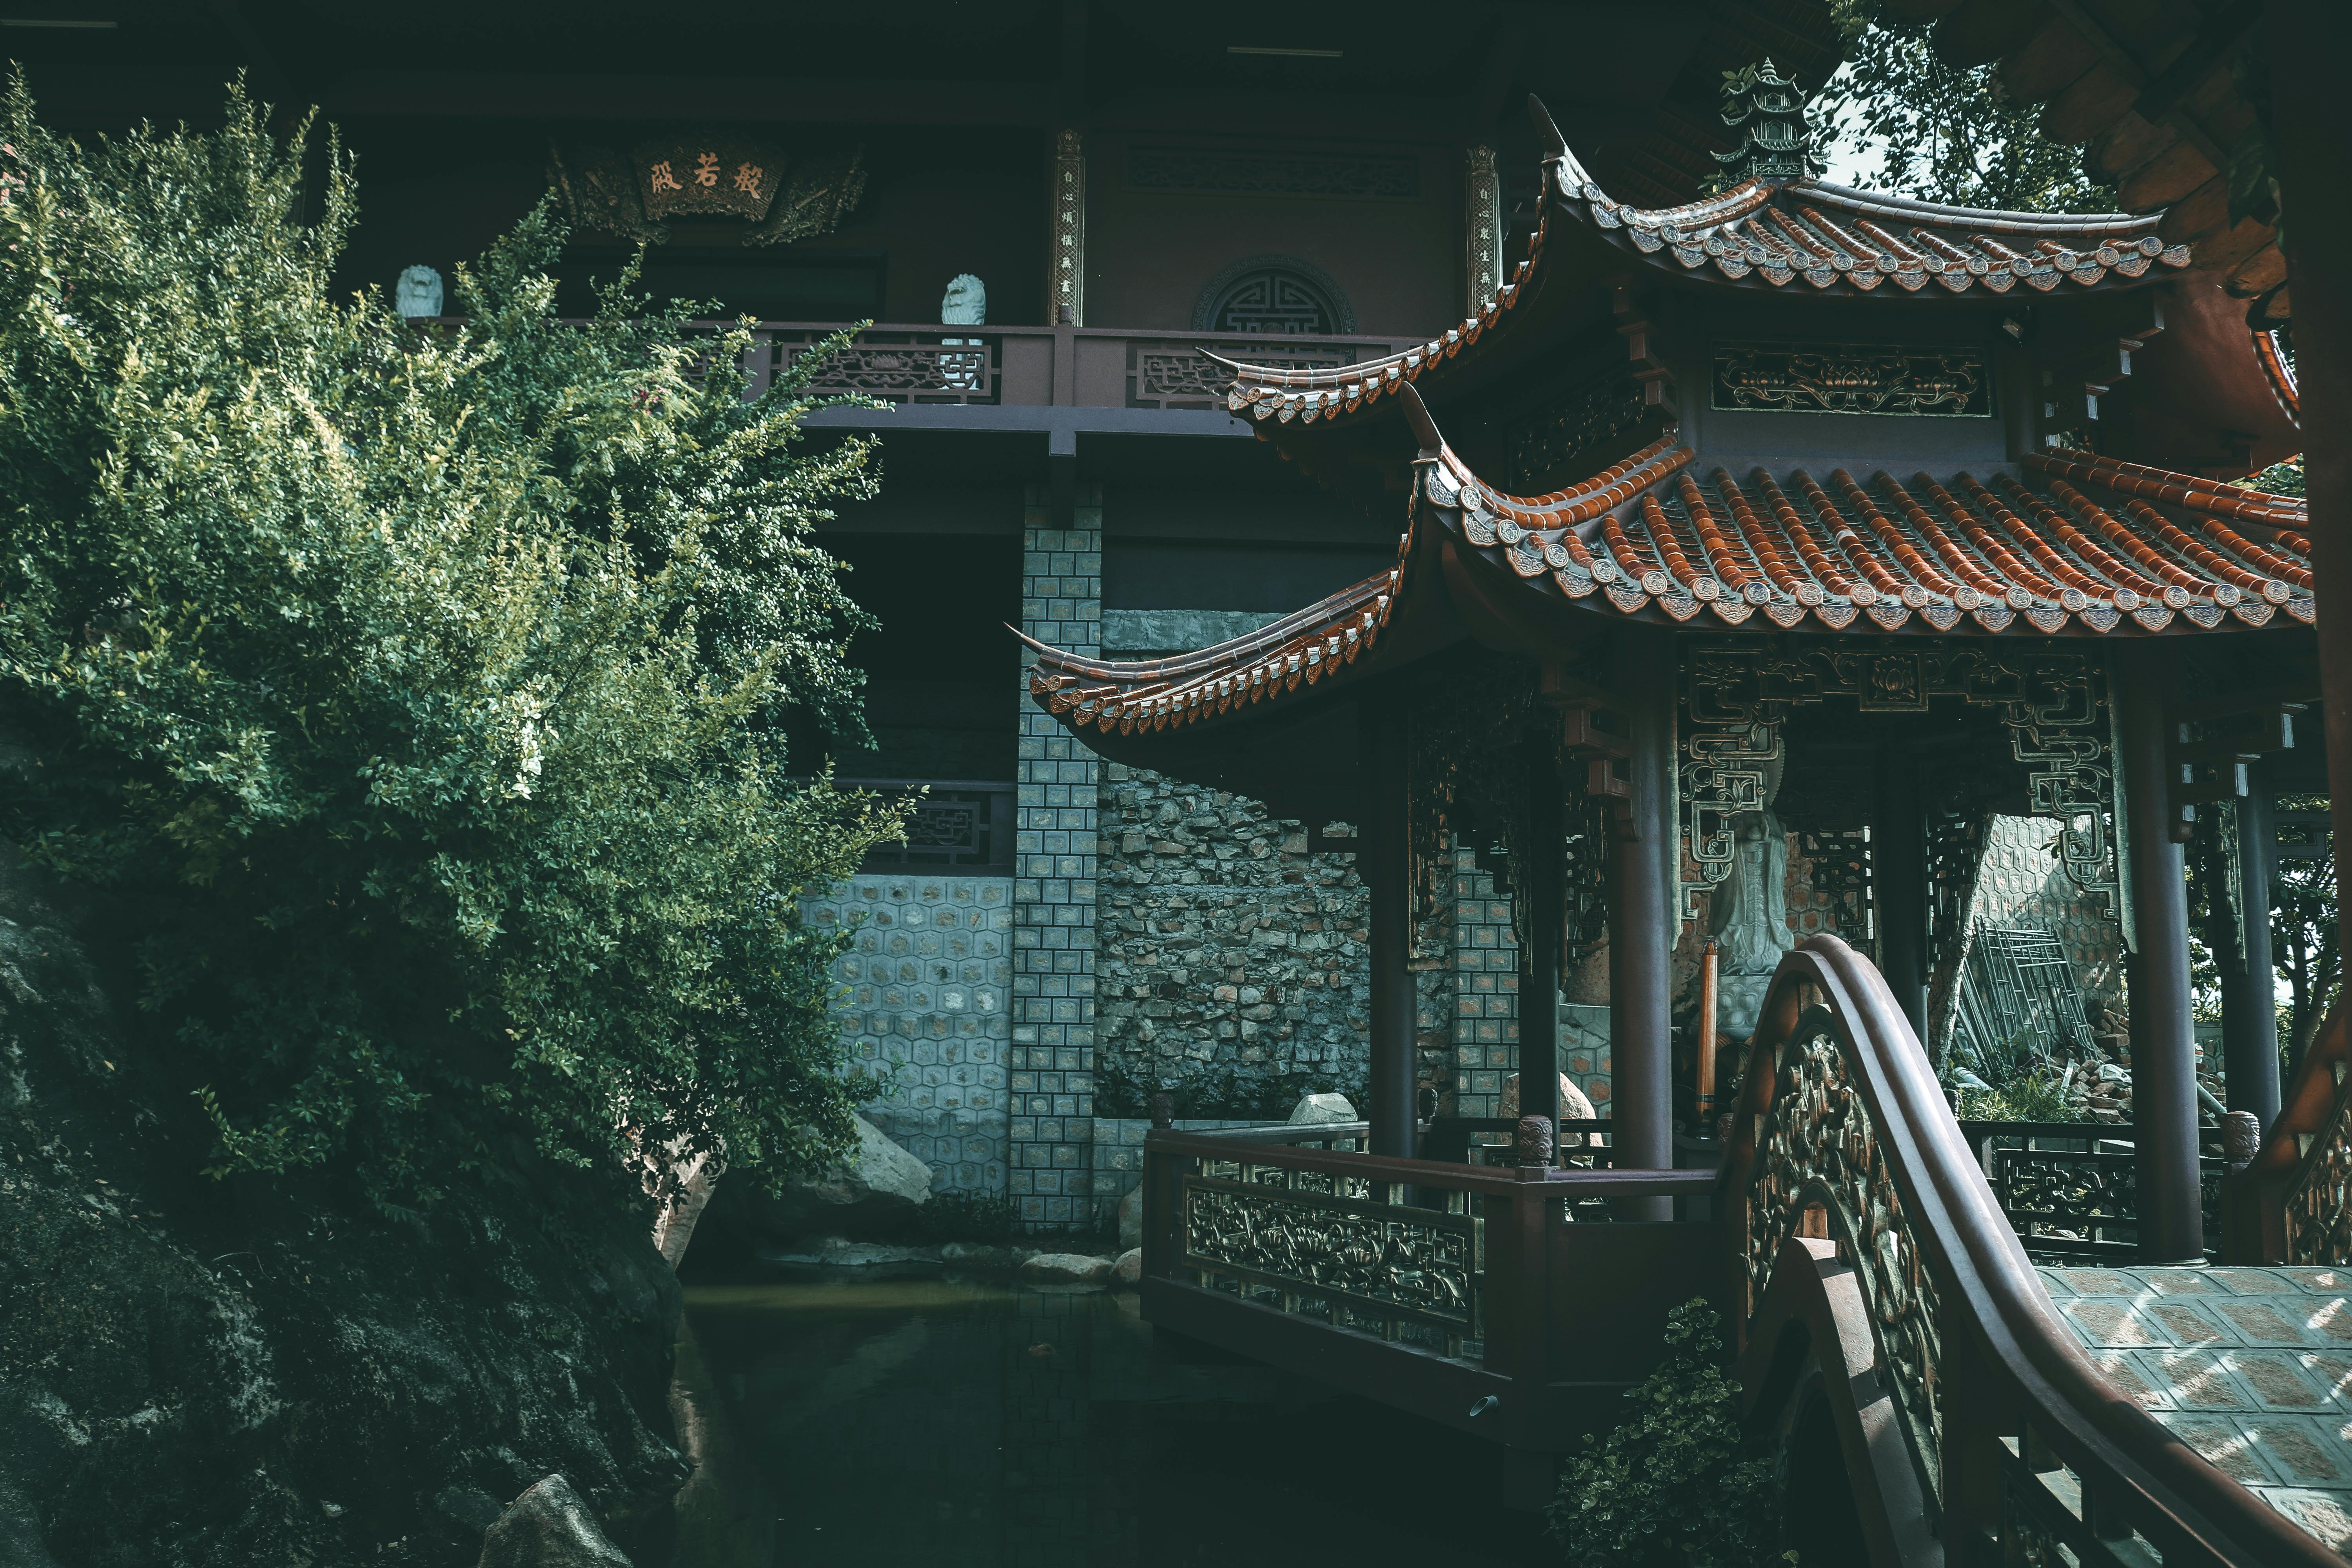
xmin=634 ymin=136 xmax=778 ymax=221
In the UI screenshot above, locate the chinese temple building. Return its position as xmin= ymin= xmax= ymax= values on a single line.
xmin=1022 ymin=74 xmax=2352 ymax=1564
xmin=1029 ymin=81 xmax=2315 ymax=1248
xmin=29 ymin=6 xmax=2352 ymax=1561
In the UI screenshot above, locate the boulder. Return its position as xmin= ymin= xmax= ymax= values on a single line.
xmin=1112 ymin=1247 xmax=1142 ymax=1285
xmin=1287 ymin=1092 xmax=1358 ymax=1125
xmin=938 ymin=1241 xmax=1031 ymax=1272
xmin=1497 ymin=1073 xmax=1598 ymax=1123
xmin=477 ymin=1475 xmax=633 ymax=1568
xmin=1017 ymin=1252 xmax=1115 ymax=1287
xmin=733 ymin=1114 xmax=931 ymax=1238
xmin=1117 ymin=1184 xmax=1144 ymax=1250
xmin=757 ymin=1237 xmax=938 ymax=1267
xmin=1498 ymin=1074 xmax=1599 ymax=1147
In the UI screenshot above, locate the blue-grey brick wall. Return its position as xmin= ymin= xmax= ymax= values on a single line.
xmin=804 ymin=873 xmax=1013 ymax=1195
xmin=1011 ymin=488 xmax=1102 ymax=1228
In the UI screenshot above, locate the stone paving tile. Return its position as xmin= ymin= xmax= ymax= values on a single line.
xmin=2227 ymin=1350 xmax=2334 ymax=1411
xmin=2038 ymin=1264 xmax=2352 ymax=1556
xmin=2255 ymin=1487 xmax=2352 ymax=1552
xmin=2147 ymin=1299 xmax=2236 ymax=1346
xmin=2244 ymin=1416 xmax=2352 ymax=1486
xmin=2215 ymin=1298 xmax=2324 ymax=1346
xmin=2139 ymin=1350 xmax=2255 ymax=1410
xmin=2090 ymin=1350 xmax=2171 ymax=1410
xmin=2157 ymin=1411 xmax=2281 ymax=1484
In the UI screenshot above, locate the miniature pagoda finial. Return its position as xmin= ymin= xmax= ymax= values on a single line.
xmin=1712 ymin=58 xmax=1822 ymax=186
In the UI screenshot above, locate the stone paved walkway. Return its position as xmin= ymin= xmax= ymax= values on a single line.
xmin=2040 ymin=1264 xmax=2352 ymax=1552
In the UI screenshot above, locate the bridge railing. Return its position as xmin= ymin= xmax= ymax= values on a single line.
xmin=1960 ymin=1119 xmax=2227 ymax=1261
xmin=1136 ymin=1121 xmax=1720 ymax=1504
xmin=1722 ymin=934 xmax=2336 ymax=1568
xmin=2222 ymin=1004 xmax=2350 ymax=1265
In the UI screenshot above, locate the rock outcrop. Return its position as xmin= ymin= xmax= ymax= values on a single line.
xmin=0 ymin=856 xmax=687 ymax=1565
xmin=699 ymin=1113 xmax=930 ymax=1254
xmin=476 ymin=1475 xmax=634 ymax=1568
xmin=1287 ymin=1091 xmax=1358 ymax=1125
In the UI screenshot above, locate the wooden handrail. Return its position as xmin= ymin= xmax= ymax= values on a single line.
xmin=1722 ymin=935 xmax=2336 ymax=1568
xmin=1143 ymin=1126 xmax=1713 ymax=1199
xmin=2222 ymin=1001 xmax=2348 ymax=1263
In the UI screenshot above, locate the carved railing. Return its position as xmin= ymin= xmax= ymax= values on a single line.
xmin=416 ymin=316 xmax=1414 ymax=414
xmin=1120 ymin=336 xmax=1363 ymax=410
xmin=755 ymin=327 xmax=1002 ymax=405
xmin=1723 ymin=935 xmax=2337 ymax=1568
xmin=2221 ymin=1004 xmax=2350 ymax=1265
xmin=1962 ymin=1120 xmax=2226 ymax=1261
xmin=1138 ymin=1122 xmax=1719 ymax=1495
xmin=834 ymin=778 xmax=1016 ymax=873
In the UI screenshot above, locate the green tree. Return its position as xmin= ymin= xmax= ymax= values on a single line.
xmin=2272 ymin=794 xmax=2339 ymax=1081
xmin=1813 ymin=3 xmax=2115 ymax=212
xmin=0 ymin=82 xmax=904 ymax=1210
xmin=1548 ymin=1298 xmax=1784 ymax=1566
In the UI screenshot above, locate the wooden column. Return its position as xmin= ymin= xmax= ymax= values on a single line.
xmin=1361 ymin=702 xmax=1417 ymax=1159
xmin=1872 ymin=744 xmax=1929 ymax=1042
xmin=1610 ymin=628 xmax=1675 ymax=1216
xmin=2114 ymin=648 xmax=2203 ymax=1262
xmin=1518 ymin=739 xmax=1564 ymax=1129
xmin=2222 ymin=779 xmax=2283 ymax=1132
xmin=2272 ymin=1 xmax=2352 ymax=962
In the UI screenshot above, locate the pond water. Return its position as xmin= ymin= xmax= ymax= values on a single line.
xmin=669 ymin=1270 xmax=1554 ymax=1567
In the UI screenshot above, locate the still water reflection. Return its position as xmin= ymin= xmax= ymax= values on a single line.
xmin=670 ymin=1270 xmax=1552 ymax=1567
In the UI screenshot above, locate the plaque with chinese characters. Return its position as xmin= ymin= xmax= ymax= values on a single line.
xmin=1712 ymin=340 xmax=1991 ymax=417
xmin=633 ymin=136 xmax=778 ymax=221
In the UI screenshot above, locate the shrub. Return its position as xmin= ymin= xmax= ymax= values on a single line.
xmin=1548 ymin=1297 xmax=1784 ymax=1567
xmin=0 ymin=82 xmax=904 ymax=1210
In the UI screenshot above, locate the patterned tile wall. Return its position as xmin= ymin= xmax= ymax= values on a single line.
xmin=804 ymin=874 xmax=1013 ymax=1194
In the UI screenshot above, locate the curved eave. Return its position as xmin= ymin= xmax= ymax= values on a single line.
xmin=1213 ymin=99 xmax=2200 ymax=436
xmin=1024 ymin=423 xmax=2314 ymax=751
xmin=2253 ymin=326 xmax=2301 ymax=428
xmin=1423 ymin=435 xmax=2310 ymax=639
xmin=1549 ymin=152 xmax=2191 ymax=304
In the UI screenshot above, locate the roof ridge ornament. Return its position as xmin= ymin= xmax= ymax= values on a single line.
xmin=1711 ymin=59 xmax=1822 ymax=189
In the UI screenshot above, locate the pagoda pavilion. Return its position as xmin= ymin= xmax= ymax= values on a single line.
xmin=1024 ymin=74 xmax=2316 ymax=1261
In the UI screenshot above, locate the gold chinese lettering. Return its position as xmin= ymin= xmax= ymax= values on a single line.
xmin=694 ymin=151 xmax=720 ymax=187
xmin=733 ymin=163 xmax=765 ymax=194
xmin=648 ymin=160 xmax=682 ymax=194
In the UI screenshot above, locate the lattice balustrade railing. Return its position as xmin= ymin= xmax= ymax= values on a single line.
xmin=2282 ymin=1058 xmax=2352 ymax=1265
xmin=1743 ymin=1005 xmax=1945 ymax=1497
xmin=1180 ymin=1155 xmax=1484 ymax=1357
xmin=1735 ymin=938 xmax=2336 ymax=1568
xmin=763 ymin=330 xmax=1000 ymax=405
xmin=1127 ymin=341 xmax=1359 ymax=409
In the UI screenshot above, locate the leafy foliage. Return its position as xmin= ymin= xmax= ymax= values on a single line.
xmin=2270 ymin=794 xmax=2340 ymax=1080
xmin=2243 ymin=453 xmax=2305 ymax=498
xmin=1813 ymin=3 xmax=2115 ymax=212
xmin=0 ymin=82 xmax=906 ymax=1210
xmin=1951 ymin=1067 xmax=2087 ymax=1123
xmin=1548 ymin=1297 xmax=1784 ymax=1567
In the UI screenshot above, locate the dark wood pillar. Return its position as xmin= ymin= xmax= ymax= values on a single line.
xmin=1518 ymin=740 xmax=1564 ymax=1129
xmin=1361 ymin=702 xmax=1416 ymax=1159
xmin=1610 ymin=628 xmax=1675 ymax=1216
xmin=1872 ymin=744 xmax=1929 ymax=1042
xmin=2114 ymin=648 xmax=2203 ymax=1262
xmin=2272 ymin=1 xmax=2352 ymax=963
xmin=2221 ymin=779 xmax=2282 ymax=1132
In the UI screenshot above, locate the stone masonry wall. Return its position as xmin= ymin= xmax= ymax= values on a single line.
xmin=804 ymin=873 xmax=1014 ymax=1195
xmin=1095 ymin=763 xmax=1370 ymax=1101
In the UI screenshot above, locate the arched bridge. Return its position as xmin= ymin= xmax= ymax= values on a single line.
xmin=1132 ymin=936 xmax=2352 ymax=1567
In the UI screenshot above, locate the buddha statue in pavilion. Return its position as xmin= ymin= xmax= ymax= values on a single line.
xmin=1709 ymin=761 xmax=1795 ymax=1040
